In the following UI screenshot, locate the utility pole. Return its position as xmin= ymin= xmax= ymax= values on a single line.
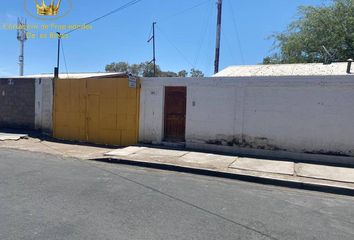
xmin=214 ymin=0 xmax=223 ymax=74
xmin=148 ymin=22 xmax=157 ymax=77
xmin=54 ymin=32 xmax=61 ymax=78
xmin=17 ymin=18 xmax=27 ymax=76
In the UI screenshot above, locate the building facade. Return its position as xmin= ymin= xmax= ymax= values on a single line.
xmin=140 ymin=67 xmax=354 ymax=157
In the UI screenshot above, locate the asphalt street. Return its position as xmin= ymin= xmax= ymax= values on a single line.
xmin=0 ymin=148 xmax=353 ymax=240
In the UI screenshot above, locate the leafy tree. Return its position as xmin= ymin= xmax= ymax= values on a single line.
xmin=105 ymin=62 xmax=205 ymax=78
xmin=139 ymin=62 xmax=162 ymax=77
xmin=178 ymin=70 xmax=188 ymax=77
xmin=129 ymin=63 xmax=143 ymax=76
xmin=264 ymin=0 xmax=354 ymax=64
xmin=160 ymin=71 xmax=178 ymax=77
xmin=190 ymin=68 xmax=204 ymax=77
xmin=105 ymin=62 xmax=129 ymax=72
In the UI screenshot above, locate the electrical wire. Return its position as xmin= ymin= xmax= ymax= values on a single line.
xmin=156 ymin=25 xmax=194 ymax=68
xmin=158 ymin=0 xmax=212 ymax=23
xmin=221 ymin=28 xmax=235 ymax=62
xmin=150 ymin=0 xmax=213 ymax=70
xmin=64 ymin=0 xmax=145 ymax=35
xmin=61 ymin=40 xmax=69 ymax=78
xmin=227 ymin=0 xmax=245 ymax=64
xmin=193 ymin=0 xmax=213 ymax=68
xmin=147 ymin=24 xmax=153 ymax=41
xmin=57 ymin=0 xmax=145 ymax=76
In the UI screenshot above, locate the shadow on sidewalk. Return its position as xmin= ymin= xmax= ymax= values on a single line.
xmin=137 ymin=143 xmax=354 ymax=169
xmin=1 ymin=128 xmax=354 ymax=168
xmin=0 ymin=128 xmax=119 ymax=150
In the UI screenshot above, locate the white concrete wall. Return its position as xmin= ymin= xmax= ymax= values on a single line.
xmin=140 ymin=76 xmax=354 ymax=157
xmin=35 ymin=78 xmax=53 ymax=134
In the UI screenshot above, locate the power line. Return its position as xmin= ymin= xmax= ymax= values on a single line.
xmin=156 ymin=25 xmax=194 ymax=68
xmin=64 ymin=0 xmax=145 ymax=35
xmin=193 ymin=0 xmax=214 ymax=68
xmin=147 ymin=24 xmax=153 ymax=40
xmin=158 ymin=0 xmax=212 ymax=23
xmin=227 ymin=0 xmax=245 ymax=64
xmin=61 ymin=40 xmax=69 ymax=77
xmin=153 ymin=0 xmax=213 ymax=70
xmin=221 ymin=28 xmax=235 ymax=61
xmin=55 ymin=0 xmax=145 ymax=77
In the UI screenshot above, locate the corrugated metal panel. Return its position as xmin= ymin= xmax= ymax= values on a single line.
xmin=53 ymin=78 xmax=86 ymax=142
xmin=54 ymin=77 xmax=140 ymax=146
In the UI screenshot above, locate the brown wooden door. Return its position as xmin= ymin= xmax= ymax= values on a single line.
xmin=164 ymin=87 xmax=187 ymax=142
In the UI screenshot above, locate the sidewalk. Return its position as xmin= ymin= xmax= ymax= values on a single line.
xmin=0 ymin=132 xmax=113 ymax=160
xmin=104 ymin=146 xmax=354 ymax=196
xmin=1 ymin=132 xmax=354 ymax=196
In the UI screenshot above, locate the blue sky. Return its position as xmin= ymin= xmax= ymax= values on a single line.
xmin=0 ymin=0 xmax=330 ymax=77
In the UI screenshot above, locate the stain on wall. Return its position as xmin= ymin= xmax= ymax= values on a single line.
xmin=206 ymin=135 xmax=283 ymax=150
xmin=140 ymin=76 xmax=354 ymax=157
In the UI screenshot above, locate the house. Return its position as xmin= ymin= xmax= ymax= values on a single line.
xmin=139 ymin=62 xmax=354 ymax=157
xmin=0 ymin=76 xmax=52 ymax=133
xmin=2 ymin=62 xmax=354 ymax=160
xmin=52 ymin=72 xmax=140 ymax=146
xmin=0 ymin=72 xmax=140 ymax=146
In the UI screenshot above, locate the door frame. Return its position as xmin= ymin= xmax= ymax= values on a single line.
xmin=163 ymin=86 xmax=187 ymax=142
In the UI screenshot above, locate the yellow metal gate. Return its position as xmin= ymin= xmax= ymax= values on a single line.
xmin=53 ymin=76 xmax=140 ymax=146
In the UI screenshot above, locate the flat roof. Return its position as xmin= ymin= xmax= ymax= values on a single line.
xmin=214 ymin=62 xmax=353 ymax=77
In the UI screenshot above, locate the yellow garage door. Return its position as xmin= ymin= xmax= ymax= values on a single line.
xmin=54 ymin=77 xmax=140 ymax=146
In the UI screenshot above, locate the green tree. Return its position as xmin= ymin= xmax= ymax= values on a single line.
xmin=190 ymin=68 xmax=204 ymax=77
xmin=178 ymin=70 xmax=188 ymax=77
xmin=139 ymin=62 xmax=162 ymax=77
xmin=129 ymin=64 xmax=143 ymax=76
xmin=160 ymin=71 xmax=178 ymax=77
xmin=105 ymin=62 xmax=129 ymax=72
xmin=105 ymin=62 xmax=204 ymax=78
xmin=264 ymin=0 xmax=354 ymax=64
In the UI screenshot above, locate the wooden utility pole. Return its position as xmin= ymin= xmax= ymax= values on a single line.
xmin=54 ymin=32 xmax=61 ymax=78
xmin=214 ymin=0 xmax=223 ymax=74
xmin=148 ymin=22 xmax=157 ymax=77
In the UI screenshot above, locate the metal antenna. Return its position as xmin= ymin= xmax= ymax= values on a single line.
xmin=148 ymin=22 xmax=157 ymax=77
xmin=17 ymin=18 xmax=27 ymax=76
xmin=214 ymin=0 xmax=223 ymax=74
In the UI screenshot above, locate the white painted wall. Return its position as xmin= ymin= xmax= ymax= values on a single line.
xmin=140 ymin=76 xmax=354 ymax=157
xmin=35 ymin=78 xmax=53 ymax=134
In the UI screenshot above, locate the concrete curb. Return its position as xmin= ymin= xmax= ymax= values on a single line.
xmin=90 ymin=157 xmax=354 ymax=197
xmin=187 ymin=143 xmax=354 ymax=168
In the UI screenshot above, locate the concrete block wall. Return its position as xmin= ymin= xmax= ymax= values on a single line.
xmin=0 ymin=78 xmax=36 ymax=129
xmin=140 ymin=76 xmax=354 ymax=157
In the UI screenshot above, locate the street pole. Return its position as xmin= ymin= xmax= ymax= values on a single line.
xmin=17 ymin=18 xmax=27 ymax=76
xmin=148 ymin=22 xmax=157 ymax=77
xmin=152 ymin=22 xmax=156 ymax=77
xmin=214 ymin=0 xmax=223 ymax=74
xmin=19 ymin=38 xmax=25 ymax=76
xmin=55 ymin=32 xmax=61 ymax=78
